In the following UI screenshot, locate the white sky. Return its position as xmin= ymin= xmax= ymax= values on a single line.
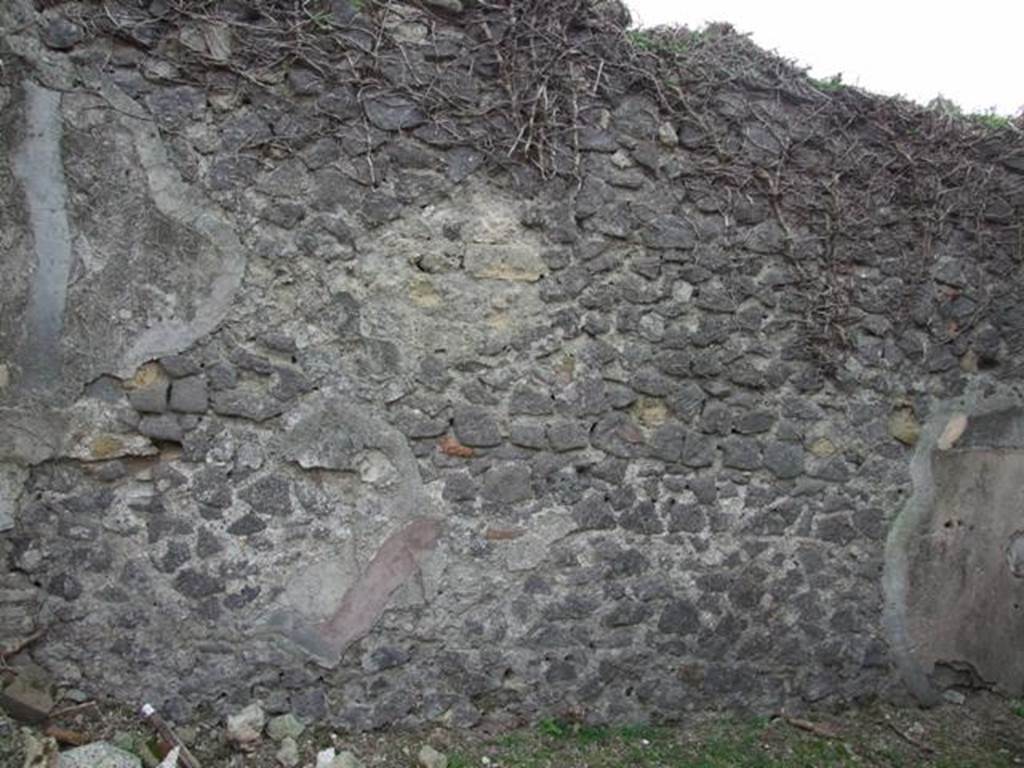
xmin=627 ymin=1 xmax=1024 ymax=116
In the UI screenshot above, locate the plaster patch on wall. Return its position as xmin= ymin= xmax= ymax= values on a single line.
xmin=505 ymin=509 xmax=577 ymax=572
xmin=884 ymin=392 xmax=1024 ymax=703
xmin=259 ymin=517 xmax=442 ymax=667
xmin=11 ymin=82 xmax=73 ymax=391
xmin=259 ymin=392 xmax=443 ymax=666
xmin=94 ymin=80 xmax=247 ymax=375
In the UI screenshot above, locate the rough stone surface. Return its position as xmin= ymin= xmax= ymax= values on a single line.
xmin=42 ymin=18 xmax=84 ymax=51
xmin=323 ymin=750 xmax=362 ymax=768
xmin=276 ymin=737 xmax=300 ymax=767
xmin=22 ymin=731 xmax=59 ymax=768
xmin=1 ymin=0 xmax=1024 ymax=732
xmin=0 ymin=664 xmax=54 ymax=723
xmin=58 ymin=742 xmax=141 ymax=768
xmin=889 ymin=408 xmax=921 ymax=446
xmin=418 ymin=745 xmax=449 ymax=768
xmin=226 ymin=703 xmax=266 ymax=750
xmin=452 ymin=405 xmax=502 ymax=447
xmin=138 ymin=414 xmax=184 ymax=443
xmin=0 ymin=463 xmax=27 ymax=531
xmin=267 ymin=713 xmax=305 ymax=741
xmin=169 ymin=376 xmax=208 ymax=413
xmin=417 ymin=745 xmax=446 ymax=768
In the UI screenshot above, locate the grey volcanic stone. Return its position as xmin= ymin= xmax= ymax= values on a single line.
xmin=260 ymin=201 xmax=306 ymax=229
xmin=735 ymin=410 xmax=776 ymax=435
xmin=153 ymin=538 xmax=190 ymax=573
xmin=603 ymin=600 xmax=650 ymax=627
xmin=618 ymin=501 xmax=663 ymax=534
xmin=442 ymin=472 xmax=476 ymax=502
xmin=650 ymin=424 xmax=685 ymax=462
xmin=240 ymin=475 xmax=293 ymax=516
xmin=573 ymin=493 xmax=615 ymax=530
xmin=146 ymin=86 xmax=206 ymax=129
xmin=453 ymin=405 xmax=502 ymax=447
xmin=658 ymin=599 xmax=699 ymax=634
xmin=700 ymin=402 xmax=734 ymax=435
xmin=642 ymin=217 xmax=696 ymax=249
xmin=160 ymin=354 xmax=201 ymax=378
xmin=592 ymin=413 xmax=645 ymax=458
xmin=765 ymin=442 xmax=804 ymax=479
xmin=510 ymin=423 xmax=547 ymax=449
xmin=681 ymin=431 xmax=715 ymax=468
xmin=193 ymin=467 xmax=232 ymax=508
xmin=287 ymin=67 xmax=323 ymax=96
xmin=666 ymin=502 xmax=706 ymax=533
xmin=509 ymin=385 xmax=554 ymax=416
xmin=227 ymin=512 xmax=267 ymax=536
xmin=291 ymin=687 xmax=328 ymax=721
xmin=210 ymin=388 xmax=285 ymax=421
xmin=47 ymin=572 xmax=82 ymax=601
xmin=446 ymin=147 xmax=483 ymax=182
xmin=205 ymin=361 xmax=238 ymax=390
xmin=688 ymin=476 xmax=718 ymax=504
xmin=43 ymin=19 xmax=84 ymax=51
xmin=722 ymin=437 xmax=762 ymax=470
xmin=577 ymin=127 xmax=618 ymax=152
xmin=138 ymin=414 xmax=183 ymax=442
xmin=668 ymin=382 xmax=706 ymax=418
xmin=195 ymin=528 xmax=224 ymax=558
xmin=173 ymin=569 xmax=224 ymax=599
xmin=169 ymin=375 xmax=208 ymax=413
xmin=547 ymin=421 xmax=589 ymax=452
xmin=482 ymin=464 xmax=533 ymax=504
xmin=364 ymin=94 xmax=426 ymax=130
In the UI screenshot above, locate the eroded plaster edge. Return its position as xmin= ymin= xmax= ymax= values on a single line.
xmin=11 ymin=20 xmax=235 ymax=371
xmin=94 ymin=79 xmax=247 ymax=375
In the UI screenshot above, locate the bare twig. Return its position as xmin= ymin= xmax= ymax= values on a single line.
xmin=779 ymin=714 xmax=842 ymax=739
xmin=0 ymin=629 xmax=45 ymax=663
xmin=885 ymin=721 xmax=936 ymax=754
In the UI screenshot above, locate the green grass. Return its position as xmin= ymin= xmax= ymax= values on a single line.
xmin=811 ymin=74 xmax=846 ymax=93
xmin=967 ymin=112 xmax=1013 ymax=130
xmin=478 ymin=717 xmax=854 ymax=767
xmin=927 ymin=95 xmax=1015 ymax=131
xmin=3 ymin=700 xmax=1019 ymax=768
xmin=626 ymin=29 xmax=694 ymax=56
xmin=537 ymin=717 xmax=568 ymax=739
xmin=437 ymin=712 xmax=1019 ymax=768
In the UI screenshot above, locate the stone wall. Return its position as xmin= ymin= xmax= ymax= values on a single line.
xmin=2 ymin=0 xmax=1024 ymax=728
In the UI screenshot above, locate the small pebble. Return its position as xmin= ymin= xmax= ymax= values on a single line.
xmin=418 ymin=744 xmax=449 ymax=768
xmin=276 ymin=737 xmax=300 ymax=768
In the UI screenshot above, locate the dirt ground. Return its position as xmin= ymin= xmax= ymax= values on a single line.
xmin=3 ymin=690 xmax=1023 ymax=767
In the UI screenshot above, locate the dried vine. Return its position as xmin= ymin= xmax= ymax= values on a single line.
xmin=73 ymin=0 xmax=1024 ymax=374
